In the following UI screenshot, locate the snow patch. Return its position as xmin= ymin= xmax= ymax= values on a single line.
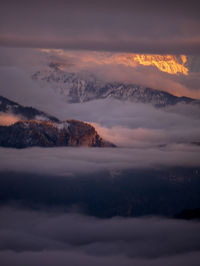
xmin=35 ymin=115 xmax=48 ymax=121
xmin=54 ymin=121 xmax=69 ymax=130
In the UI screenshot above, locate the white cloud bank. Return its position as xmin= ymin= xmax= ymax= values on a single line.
xmin=0 ymin=145 xmax=200 ymax=177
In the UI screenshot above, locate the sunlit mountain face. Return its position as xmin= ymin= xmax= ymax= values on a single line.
xmin=42 ymin=49 xmax=189 ymax=75
xmin=90 ymin=53 xmax=189 ymax=75
xmin=124 ymin=54 xmax=188 ymax=75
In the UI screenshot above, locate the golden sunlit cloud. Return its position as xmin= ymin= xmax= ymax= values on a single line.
xmin=81 ymin=53 xmax=189 ymax=75
xmin=127 ymin=54 xmax=188 ymax=75
xmin=41 ymin=49 xmax=188 ymax=75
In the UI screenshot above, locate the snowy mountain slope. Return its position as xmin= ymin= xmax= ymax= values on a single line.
xmin=32 ymin=63 xmax=200 ymax=107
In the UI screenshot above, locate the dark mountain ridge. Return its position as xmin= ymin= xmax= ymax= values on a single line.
xmin=0 ymin=95 xmax=114 ymax=148
xmin=0 ymin=95 xmax=59 ymax=122
xmin=0 ymin=120 xmax=114 ymax=148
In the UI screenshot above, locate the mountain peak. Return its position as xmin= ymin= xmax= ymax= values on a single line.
xmin=0 ymin=95 xmax=115 ymax=148
xmin=32 ymin=68 xmax=199 ymax=107
xmin=0 ymin=119 xmax=115 ymax=148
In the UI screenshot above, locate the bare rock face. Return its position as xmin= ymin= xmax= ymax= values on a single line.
xmin=0 ymin=120 xmax=115 ymax=148
xmin=66 ymin=120 xmax=106 ymax=147
xmin=0 ymin=95 xmax=115 ymax=148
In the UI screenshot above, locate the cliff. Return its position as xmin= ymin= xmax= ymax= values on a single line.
xmin=0 ymin=119 xmax=115 ymax=148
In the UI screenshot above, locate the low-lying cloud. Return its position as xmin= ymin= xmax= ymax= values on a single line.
xmin=92 ymin=123 xmax=166 ymax=147
xmin=0 ymin=112 xmax=21 ymax=126
xmin=0 ymin=145 xmax=200 ymax=177
xmin=0 ymin=206 xmax=199 ymax=266
xmin=92 ymin=122 xmax=200 ymax=148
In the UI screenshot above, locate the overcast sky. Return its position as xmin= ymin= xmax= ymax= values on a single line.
xmin=0 ymin=0 xmax=200 ymax=54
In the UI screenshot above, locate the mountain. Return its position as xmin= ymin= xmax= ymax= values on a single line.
xmin=32 ymin=62 xmax=200 ymax=107
xmin=1 ymin=167 xmax=200 ymax=218
xmin=0 ymin=95 xmax=59 ymax=122
xmin=103 ymin=54 xmax=189 ymax=75
xmin=175 ymin=208 xmax=200 ymax=220
xmin=0 ymin=95 xmax=114 ymax=148
xmin=0 ymin=120 xmax=114 ymax=148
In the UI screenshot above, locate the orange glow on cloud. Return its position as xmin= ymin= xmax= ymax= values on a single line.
xmin=91 ymin=123 xmax=166 ymax=148
xmin=129 ymin=54 xmax=188 ymax=75
xmin=82 ymin=54 xmax=189 ymax=75
xmin=41 ymin=49 xmax=188 ymax=75
xmin=0 ymin=113 xmax=20 ymax=126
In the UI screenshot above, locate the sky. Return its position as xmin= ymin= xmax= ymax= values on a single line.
xmin=0 ymin=0 xmax=200 ymax=54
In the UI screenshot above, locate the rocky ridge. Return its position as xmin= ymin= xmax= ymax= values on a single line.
xmin=0 ymin=96 xmax=114 ymax=148
xmin=0 ymin=119 xmax=114 ymax=148
xmin=32 ymin=63 xmax=200 ymax=107
xmin=0 ymin=95 xmax=58 ymax=122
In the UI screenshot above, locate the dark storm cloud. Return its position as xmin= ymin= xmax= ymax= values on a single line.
xmin=0 ymin=0 xmax=200 ymax=53
xmin=0 ymin=206 xmax=200 ymax=266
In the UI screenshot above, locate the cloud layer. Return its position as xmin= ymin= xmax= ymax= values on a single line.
xmin=0 ymin=145 xmax=200 ymax=176
xmin=0 ymin=113 xmax=21 ymax=126
xmin=0 ymin=0 xmax=200 ymax=53
xmin=0 ymin=206 xmax=200 ymax=266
